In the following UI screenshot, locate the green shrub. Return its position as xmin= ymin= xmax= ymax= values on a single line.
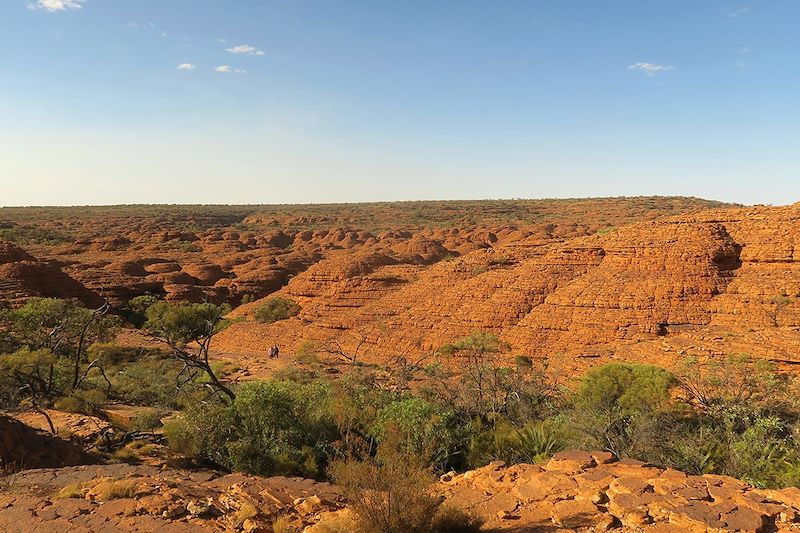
xmin=129 ymin=408 xmax=168 ymax=432
xmin=514 ymin=355 xmax=533 ymax=369
xmin=126 ymin=295 xmax=160 ymax=328
xmin=576 ymin=363 xmax=674 ymax=414
xmin=515 ymin=420 xmax=565 ymax=463
xmin=465 ymin=419 xmax=564 ymax=467
xmin=53 ymin=389 xmax=106 ymax=415
xmin=371 ymin=397 xmax=461 ymax=466
xmin=165 ymin=380 xmax=336 ymax=478
xmin=253 ymin=297 xmax=301 ymax=324
xmin=84 ymin=344 xmax=195 ymax=408
xmin=569 ymin=363 xmax=674 ymax=457
xmin=53 ymin=395 xmax=83 ymax=414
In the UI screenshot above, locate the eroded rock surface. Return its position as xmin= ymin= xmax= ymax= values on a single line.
xmin=0 ymin=464 xmax=343 ymax=532
xmin=439 ymin=450 xmax=800 ymax=532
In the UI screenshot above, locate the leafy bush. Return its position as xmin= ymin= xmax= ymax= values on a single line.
xmin=0 ymin=225 xmax=69 ymax=245
xmin=466 ymin=419 xmax=564 ymax=467
xmin=53 ymin=389 xmax=106 ymax=415
xmin=84 ymin=344 xmax=197 ymax=408
xmin=165 ymin=380 xmax=337 ymax=477
xmin=371 ymin=397 xmax=461 ymax=467
xmin=569 ymin=363 xmax=675 ymax=457
xmin=129 ymin=407 xmax=168 ymax=432
xmin=125 ymin=295 xmax=160 ymax=328
xmin=253 ymin=297 xmax=301 ymax=324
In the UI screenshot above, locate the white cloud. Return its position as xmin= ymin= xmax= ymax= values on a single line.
xmin=177 ymin=63 xmax=196 ymax=71
xmin=628 ymin=62 xmax=674 ymax=76
xmin=738 ymin=47 xmax=750 ymax=54
xmin=161 ymin=32 xmax=168 ymax=38
xmin=217 ymin=38 xmax=227 ymax=43
xmin=214 ymin=65 xmax=246 ymax=74
xmin=226 ymin=44 xmax=266 ymax=56
xmin=29 ymin=0 xmax=84 ymax=12
xmin=723 ymin=7 xmax=750 ymax=17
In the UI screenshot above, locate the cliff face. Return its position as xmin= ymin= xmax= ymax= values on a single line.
xmin=218 ymin=203 xmax=800 ymax=373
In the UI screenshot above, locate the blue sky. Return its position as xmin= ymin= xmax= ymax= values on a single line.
xmin=1 ymin=0 xmax=798 ymax=206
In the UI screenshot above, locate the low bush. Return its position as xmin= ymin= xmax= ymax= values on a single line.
xmin=253 ymin=297 xmax=301 ymax=324
xmin=165 ymin=380 xmax=336 ymax=478
xmin=568 ymin=363 xmax=675 ymax=458
xmin=330 ymin=432 xmax=481 ymax=533
xmin=466 ymin=419 xmax=564 ymax=467
xmin=129 ymin=407 xmax=168 ymax=432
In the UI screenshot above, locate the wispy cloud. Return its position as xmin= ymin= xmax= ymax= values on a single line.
xmin=177 ymin=63 xmax=196 ymax=71
xmin=214 ymin=65 xmax=246 ymax=74
xmin=217 ymin=38 xmax=227 ymax=43
xmin=722 ymin=7 xmax=750 ymax=17
xmin=628 ymin=62 xmax=674 ymax=76
xmin=738 ymin=47 xmax=750 ymax=54
xmin=28 ymin=0 xmax=83 ymax=12
xmin=226 ymin=44 xmax=266 ymax=56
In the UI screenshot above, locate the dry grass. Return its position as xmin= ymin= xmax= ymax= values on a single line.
xmin=112 ymin=447 xmax=141 ymax=464
xmin=57 ymin=477 xmax=139 ymax=501
xmin=90 ymin=479 xmax=138 ymax=501
xmin=272 ymin=514 xmax=301 ymax=533
xmin=55 ymin=482 xmax=88 ymax=499
xmin=231 ymin=500 xmax=259 ymax=528
xmin=311 ymin=511 xmax=361 ymax=533
xmin=430 ymin=502 xmax=484 ymax=532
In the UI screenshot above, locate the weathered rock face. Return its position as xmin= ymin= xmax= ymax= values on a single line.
xmin=439 ymin=450 xmax=800 ymax=532
xmin=0 ymin=463 xmax=344 ymax=533
xmin=217 ymin=203 xmax=800 ymax=376
xmin=0 ymin=244 xmax=102 ymax=307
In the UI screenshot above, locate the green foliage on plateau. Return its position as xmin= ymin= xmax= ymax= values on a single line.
xmin=253 ymin=297 xmax=301 ymax=324
xmin=0 ymin=224 xmax=70 ymax=245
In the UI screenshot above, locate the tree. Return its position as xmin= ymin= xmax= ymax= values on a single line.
xmin=676 ymin=354 xmax=792 ymax=421
xmin=144 ymin=301 xmax=236 ymax=402
xmin=0 ymin=348 xmax=66 ymax=433
xmin=570 ymin=363 xmax=675 ymax=457
xmin=429 ymin=332 xmax=553 ymax=423
xmin=126 ymin=294 xmax=160 ymax=328
xmin=1 ymin=298 xmax=118 ymax=391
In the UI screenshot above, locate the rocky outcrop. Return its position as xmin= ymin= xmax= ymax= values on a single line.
xmin=4 ymin=449 xmax=800 ymax=532
xmin=0 ymin=463 xmax=343 ymax=532
xmin=440 ymin=450 xmax=800 ymax=532
xmin=0 ymin=242 xmax=102 ymax=307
